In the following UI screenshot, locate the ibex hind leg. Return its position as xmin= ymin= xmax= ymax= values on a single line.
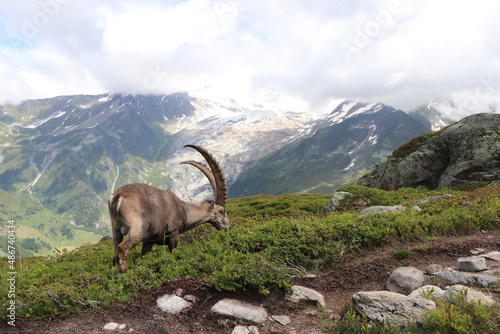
xmin=117 ymin=227 xmax=143 ymax=273
xmin=111 ymin=222 xmax=123 ymax=267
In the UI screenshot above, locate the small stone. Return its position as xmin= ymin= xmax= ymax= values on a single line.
xmin=157 ymin=294 xmax=192 ymax=314
xmin=183 ymin=294 xmax=198 ymax=303
xmin=286 ymin=285 xmax=325 ymax=307
xmin=457 ymin=256 xmax=487 ymax=272
xmin=102 ymin=322 xmax=120 ymax=331
xmin=386 ymin=267 xmax=425 ymax=295
xmin=425 ymin=264 xmax=443 ymax=275
xmin=232 ymin=326 xmax=250 ymax=334
xmin=248 ymin=326 xmax=260 ymax=334
xmin=470 ymin=248 xmax=485 ymax=255
xmin=482 ymin=251 xmax=500 ymax=262
xmin=272 ymin=315 xmax=291 ymax=325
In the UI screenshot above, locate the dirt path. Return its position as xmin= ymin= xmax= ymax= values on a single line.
xmin=3 ymin=231 xmax=500 ymax=334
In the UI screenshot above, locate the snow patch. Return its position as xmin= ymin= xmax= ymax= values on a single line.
xmin=23 ymin=111 xmax=66 ymax=129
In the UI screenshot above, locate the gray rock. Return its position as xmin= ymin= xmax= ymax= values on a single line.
xmin=183 ymin=294 xmax=198 ymax=303
xmin=286 ymin=285 xmax=326 ymax=307
xmin=232 ymin=326 xmax=250 ymax=334
xmin=470 ymin=248 xmax=485 ymax=255
xmin=386 ymin=267 xmax=425 ymax=295
xmin=211 ymin=299 xmax=268 ymax=324
xmin=410 ymin=194 xmax=453 ymax=204
xmin=359 ymin=205 xmax=406 ymax=216
xmin=352 ymin=291 xmax=436 ymax=326
xmin=271 ymin=315 xmax=291 ymax=325
xmin=434 ymin=270 xmax=498 ymax=287
xmin=247 ymin=326 xmax=259 ymax=334
xmin=482 ymin=251 xmax=500 ymax=262
xmin=409 ymin=285 xmax=445 ymax=299
xmin=323 ymin=191 xmax=352 ymax=213
xmin=103 ymin=322 xmax=126 ymax=331
xmin=457 ymin=256 xmax=487 ymax=272
xmin=425 ymin=263 xmax=444 ymax=275
xmin=157 ymin=294 xmax=192 ymax=314
xmin=444 ymin=284 xmax=496 ymax=306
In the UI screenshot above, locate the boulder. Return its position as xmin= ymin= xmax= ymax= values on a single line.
xmin=352 ymin=291 xmax=435 ymax=326
xmin=386 ymin=267 xmax=425 ymax=295
xmin=358 ymin=113 xmax=500 ymax=190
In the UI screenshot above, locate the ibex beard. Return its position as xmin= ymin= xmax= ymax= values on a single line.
xmin=108 ymin=144 xmax=230 ymax=273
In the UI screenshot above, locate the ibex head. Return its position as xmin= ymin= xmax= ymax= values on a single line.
xmin=181 ymin=144 xmax=231 ymax=231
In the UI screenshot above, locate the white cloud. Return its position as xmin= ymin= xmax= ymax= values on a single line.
xmin=0 ymin=0 xmax=498 ymax=115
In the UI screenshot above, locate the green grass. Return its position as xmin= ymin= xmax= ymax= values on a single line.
xmin=1 ymin=184 xmax=499 ymax=330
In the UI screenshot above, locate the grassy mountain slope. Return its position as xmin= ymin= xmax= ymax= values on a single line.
xmin=1 ymin=184 xmax=498 ymax=322
xmin=0 ymin=189 xmax=102 ymax=257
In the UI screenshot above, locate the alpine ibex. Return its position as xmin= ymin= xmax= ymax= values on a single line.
xmin=108 ymin=144 xmax=230 ymax=272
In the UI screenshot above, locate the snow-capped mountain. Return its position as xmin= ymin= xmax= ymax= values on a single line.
xmin=230 ymin=101 xmax=431 ymax=196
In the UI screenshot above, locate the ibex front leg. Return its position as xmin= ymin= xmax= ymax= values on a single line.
xmin=167 ymin=230 xmax=179 ymax=252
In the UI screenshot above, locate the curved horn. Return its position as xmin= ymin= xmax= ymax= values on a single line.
xmin=180 ymin=160 xmax=217 ymax=194
xmin=184 ymin=144 xmax=227 ymax=206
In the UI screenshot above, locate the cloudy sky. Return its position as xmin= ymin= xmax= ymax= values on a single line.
xmin=0 ymin=0 xmax=499 ymax=118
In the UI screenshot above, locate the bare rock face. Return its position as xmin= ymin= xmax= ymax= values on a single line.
xmin=359 ymin=113 xmax=500 ymax=190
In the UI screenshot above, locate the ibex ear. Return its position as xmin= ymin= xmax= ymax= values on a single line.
xmin=209 ymin=201 xmax=215 ymax=210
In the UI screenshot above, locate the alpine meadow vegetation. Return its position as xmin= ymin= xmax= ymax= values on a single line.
xmin=1 ymin=184 xmax=499 ymax=331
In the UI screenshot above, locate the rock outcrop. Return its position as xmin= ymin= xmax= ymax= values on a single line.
xmin=358 ymin=113 xmax=500 ymax=190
